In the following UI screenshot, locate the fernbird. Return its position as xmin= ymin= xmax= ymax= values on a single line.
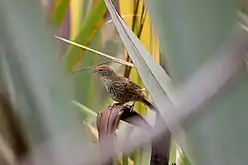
xmin=91 ymin=65 xmax=157 ymax=111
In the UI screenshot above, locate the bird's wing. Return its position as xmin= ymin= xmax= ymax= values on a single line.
xmin=129 ymin=80 xmax=143 ymax=90
xmin=119 ymin=77 xmax=142 ymax=90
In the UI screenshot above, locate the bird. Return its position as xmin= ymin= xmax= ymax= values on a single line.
xmin=91 ymin=65 xmax=157 ymax=111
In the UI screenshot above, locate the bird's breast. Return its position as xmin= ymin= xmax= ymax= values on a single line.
xmin=103 ymin=80 xmax=125 ymax=103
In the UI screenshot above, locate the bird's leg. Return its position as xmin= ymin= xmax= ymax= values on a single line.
xmin=130 ymin=102 xmax=135 ymax=109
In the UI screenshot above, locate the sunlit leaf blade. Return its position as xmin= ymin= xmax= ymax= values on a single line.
xmin=178 ymin=149 xmax=191 ymax=165
xmin=64 ymin=1 xmax=107 ymax=71
xmin=69 ymin=0 xmax=84 ymax=39
xmin=87 ymin=124 xmax=98 ymax=141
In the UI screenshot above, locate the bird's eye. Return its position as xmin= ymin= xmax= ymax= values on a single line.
xmin=98 ymin=69 xmax=103 ymax=72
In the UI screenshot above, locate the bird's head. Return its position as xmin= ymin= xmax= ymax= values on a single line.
xmin=91 ymin=65 xmax=116 ymax=79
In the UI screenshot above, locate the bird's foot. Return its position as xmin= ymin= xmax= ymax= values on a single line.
xmin=125 ymin=102 xmax=135 ymax=112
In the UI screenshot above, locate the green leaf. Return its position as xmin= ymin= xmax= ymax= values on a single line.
xmin=72 ymin=100 xmax=97 ymax=117
xmin=64 ymin=0 xmax=107 ymax=71
xmin=51 ymin=0 xmax=70 ymax=26
xmin=122 ymin=156 xmax=129 ymax=165
xmin=72 ymin=100 xmax=97 ymax=124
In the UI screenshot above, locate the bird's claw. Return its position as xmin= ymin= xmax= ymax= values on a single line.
xmin=125 ymin=104 xmax=135 ymax=112
xmin=109 ymin=103 xmax=135 ymax=112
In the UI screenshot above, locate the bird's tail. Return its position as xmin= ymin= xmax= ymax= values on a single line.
xmin=141 ymin=98 xmax=158 ymax=112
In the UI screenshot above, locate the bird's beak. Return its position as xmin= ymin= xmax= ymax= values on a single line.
xmin=71 ymin=67 xmax=93 ymax=75
xmin=90 ymin=68 xmax=96 ymax=73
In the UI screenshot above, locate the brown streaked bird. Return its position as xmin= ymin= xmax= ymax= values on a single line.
xmin=91 ymin=65 xmax=157 ymax=111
